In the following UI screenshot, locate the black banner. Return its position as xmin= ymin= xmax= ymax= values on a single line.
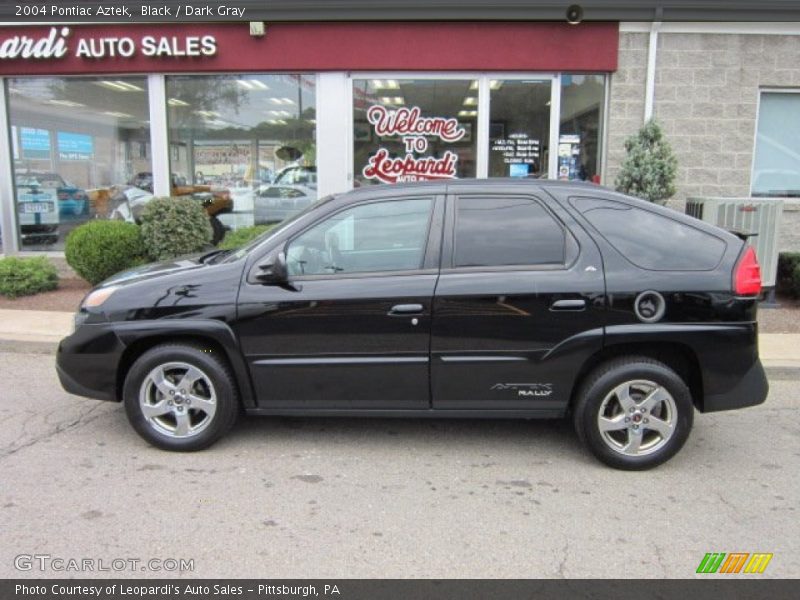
xmin=2 ymin=0 xmax=800 ymax=23
xmin=2 ymin=580 xmax=799 ymax=600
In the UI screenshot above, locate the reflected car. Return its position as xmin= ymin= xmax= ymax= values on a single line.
xmin=15 ymin=172 xmax=62 ymax=245
xmin=253 ymin=165 xmax=318 ymax=224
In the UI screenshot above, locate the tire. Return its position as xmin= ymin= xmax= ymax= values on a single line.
xmin=123 ymin=343 xmax=239 ymax=451
xmin=209 ymin=215 xmax=226 ymax=246
xmin=573 ymin=356 xmax=694 ymax=470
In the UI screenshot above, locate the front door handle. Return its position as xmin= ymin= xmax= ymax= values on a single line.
xmin=389 ymin=303 xmax=424 ymax=315
xmin=550 ymin=299 xmax=586 ymax=311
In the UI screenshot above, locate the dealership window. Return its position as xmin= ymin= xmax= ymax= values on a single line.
xmin=6 ymin=77 xmax=151 ymax=251
xmin=352 ymin=78 xmax=478 ymax=187
xmin=752 ymin=90 xmax=800 ymax=197
xmin=559 ymin=74 xmax=605 ymax=182
xmin=489 ymin=79 xmax=552 ymax=178
xmin=166 ymin=74 xmax=317 ymax=230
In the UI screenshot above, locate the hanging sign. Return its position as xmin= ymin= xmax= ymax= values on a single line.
xmin=362 ymin=105 xmax=465 ymax=184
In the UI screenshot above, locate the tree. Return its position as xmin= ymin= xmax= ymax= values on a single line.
xmin=615 ymin=119 xmax=678 ymax=205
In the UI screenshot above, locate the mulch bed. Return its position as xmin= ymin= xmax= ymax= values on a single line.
xmin=0 ymin=277 xmax=91 ymax=312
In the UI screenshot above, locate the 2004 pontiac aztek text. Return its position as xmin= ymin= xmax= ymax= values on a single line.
xmin=56 ymin=180 xmax=768 ymax=470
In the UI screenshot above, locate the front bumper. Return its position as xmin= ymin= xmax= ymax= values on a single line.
xmin=56 ymin=323 xmax=127 ymax=402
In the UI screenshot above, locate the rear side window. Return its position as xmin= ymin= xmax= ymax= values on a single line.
xmin=572 ymin=197 xmax=725 ymax=271
xmin=454 ymin=196 xmax=566 ymax=268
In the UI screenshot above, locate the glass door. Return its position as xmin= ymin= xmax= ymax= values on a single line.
xmin=487 ymin=78 xmax=553 ymax=179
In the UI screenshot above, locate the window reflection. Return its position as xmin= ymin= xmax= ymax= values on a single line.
xmin=166 ymin=74 xmax=317 ymax=232
xmin=7 ymin=77 xmax=151 ymax=250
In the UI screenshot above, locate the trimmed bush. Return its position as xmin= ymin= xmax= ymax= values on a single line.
xmin=218 ymin=225 xmax=275 ymax=250
xmin=0 ymin=256 xmax=58 ymax=298
xmin=777 ymin=252 xmax=800 ymax=282
xmin=140 ymin=196 xmax=212 ymax=261
xmin=790 ymin=263 xmax=800 ymax=298
xmin=65 ymin=220 xmax=147 ymax=285
xmin=615 ymin=119 xmax=678 ymax=205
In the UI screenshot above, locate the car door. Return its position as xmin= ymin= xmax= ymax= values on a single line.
xmin=235 ymin=194 xmax=444 ymax=410
xmin=430 ymin=186 xmax=606 ymax=412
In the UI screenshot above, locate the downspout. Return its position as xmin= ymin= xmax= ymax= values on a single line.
xmin=644 ymin=18 xmax=661 ymax=123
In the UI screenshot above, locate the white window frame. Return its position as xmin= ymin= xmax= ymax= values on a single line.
xmin=750 ymin=87 xmax=800 ymax=197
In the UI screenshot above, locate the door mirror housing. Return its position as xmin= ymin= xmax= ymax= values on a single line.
xmin=256 ymin=251 xmax=289 ymax=284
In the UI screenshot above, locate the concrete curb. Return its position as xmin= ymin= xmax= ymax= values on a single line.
xmin=2 ymin=337 xmax=797 ymax=381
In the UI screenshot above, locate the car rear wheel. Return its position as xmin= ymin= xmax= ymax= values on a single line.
xmin=573 ymin=357 xmax=694 ymax=470
xmin=123 ymin=343 xmax=239 ymax=451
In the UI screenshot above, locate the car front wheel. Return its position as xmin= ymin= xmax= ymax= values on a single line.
xmin=573 ymin=357 xmax=694 ymax=470
xmin=123 ymin=343 xmax=239 ymax=451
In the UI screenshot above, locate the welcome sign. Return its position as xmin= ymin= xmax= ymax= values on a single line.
xmin=361 ymin=105 xmax=465 ymax=184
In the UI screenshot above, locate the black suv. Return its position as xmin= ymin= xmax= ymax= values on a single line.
xmin=56 ymin=181 xmax=768 ymax=469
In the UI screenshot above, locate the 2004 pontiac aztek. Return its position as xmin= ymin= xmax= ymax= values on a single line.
xmin=56 ymin=180 xmax=768 ymax=470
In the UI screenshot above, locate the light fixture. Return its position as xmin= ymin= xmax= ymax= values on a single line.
xmin=463 ymin=97 xmax=477 ymax=106
xmin=489 ymin=80 xmax=503 ymax=90
xmin=167 ymin=98 xmax=189 ymax=107
xmin=194 ymin=110 xmax=220 ymax=117
xmin=372 ymin=79 xmax=399 ymax=90
xmin=47 ymin=99 xmax=85 ymax=107
xmin=458 ymin=110 xmax=478 ymax=117
xmin=236 ymin=79 xmax=254 ymax=90
xmin=103 ymin=111 xmax=133 ymax=118
xmin=95 ymin=80 xmax=143 ymax=92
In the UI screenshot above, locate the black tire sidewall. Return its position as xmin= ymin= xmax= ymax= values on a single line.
xmin=575 ymin=360 xmax=694 ymax=470
xmin=123 ymin=344 xmax=238 ymax=451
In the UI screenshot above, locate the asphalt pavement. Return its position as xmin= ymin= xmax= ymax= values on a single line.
xmin=0 ymin=352 xmax=797 ymax=579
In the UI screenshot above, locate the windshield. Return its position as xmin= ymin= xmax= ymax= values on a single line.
xmin=220 ymin=194 xmax=337 ymax=263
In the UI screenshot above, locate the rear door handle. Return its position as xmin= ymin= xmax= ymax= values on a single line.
xmin=550 ymin=299 xmax=586 ymax=311
xmin=389 ymin=303 xmax=424 ymax=315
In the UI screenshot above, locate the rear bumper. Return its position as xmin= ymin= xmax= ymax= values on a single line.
xmin=699 ymin=359 xmax=769 ymax=413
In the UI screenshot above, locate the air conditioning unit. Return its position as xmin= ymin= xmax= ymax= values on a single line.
xmin=685 ymin=197 xmax=784 ymax=289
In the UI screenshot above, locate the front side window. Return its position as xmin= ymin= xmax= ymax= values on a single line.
xmin=7 ymin=77 xmax=151 ymax=250
xmin=287 ymin=198 xmax=433 ymax=276
xmin=454 ymin=196 xmax=566 ymax=268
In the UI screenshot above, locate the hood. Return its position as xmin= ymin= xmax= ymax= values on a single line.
xmin=100 ymin=252 xmax=216 ymax=288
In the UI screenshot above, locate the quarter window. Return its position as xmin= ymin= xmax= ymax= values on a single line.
xmin=454 ymin=196 xmax=566 ymax=268
xmin=573 ymin=198 xmax=726 ymax=271
xmin=287 ymin=198 xmax=433 ymax=276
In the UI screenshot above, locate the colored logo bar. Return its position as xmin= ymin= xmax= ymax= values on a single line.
xmin=696 ymin=553 xmax=773 ymax=574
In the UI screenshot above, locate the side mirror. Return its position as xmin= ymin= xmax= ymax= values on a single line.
xmin=255 ymin=251 xmax=302 ymax=291
xmin=256 ymin=251 xmax=289 ymax=284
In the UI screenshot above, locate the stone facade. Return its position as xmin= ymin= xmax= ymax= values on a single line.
xmin=606 ymin=31 xmax=800 ymax=251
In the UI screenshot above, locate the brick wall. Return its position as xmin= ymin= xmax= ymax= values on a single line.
xmin=606 ymin=31 xmax=800 ymax=251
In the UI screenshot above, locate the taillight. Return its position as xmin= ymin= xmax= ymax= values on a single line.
xmin=734 ymin=246 xmax=762 ymax=296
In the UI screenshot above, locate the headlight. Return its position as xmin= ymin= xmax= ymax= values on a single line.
xmin=82 ymin=286 xmax=119 ymax=309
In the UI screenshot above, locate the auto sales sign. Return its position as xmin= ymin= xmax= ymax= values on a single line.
xmin=0 ymin=27 xmax=217 ymax=59
xmin=362 ymin=105 xmax=465 ymax=184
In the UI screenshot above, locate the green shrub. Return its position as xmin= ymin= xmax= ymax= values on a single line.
xmin=140 ymin=196 xmax=212 ymax=261
xmin=0 ymin=256 xmax=58 ymax=298
xmin=218 ymin=225 xmax=275 ymax=250
xmin=777 ymin=252 xmax=800 ymax=284
xmin=790 ymin=263 xmax=800 ymax=298
xmin=615 ymin=119 xmax=678 ymax=205
xmin=65 ymin=220 xmax=147 ymax=285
